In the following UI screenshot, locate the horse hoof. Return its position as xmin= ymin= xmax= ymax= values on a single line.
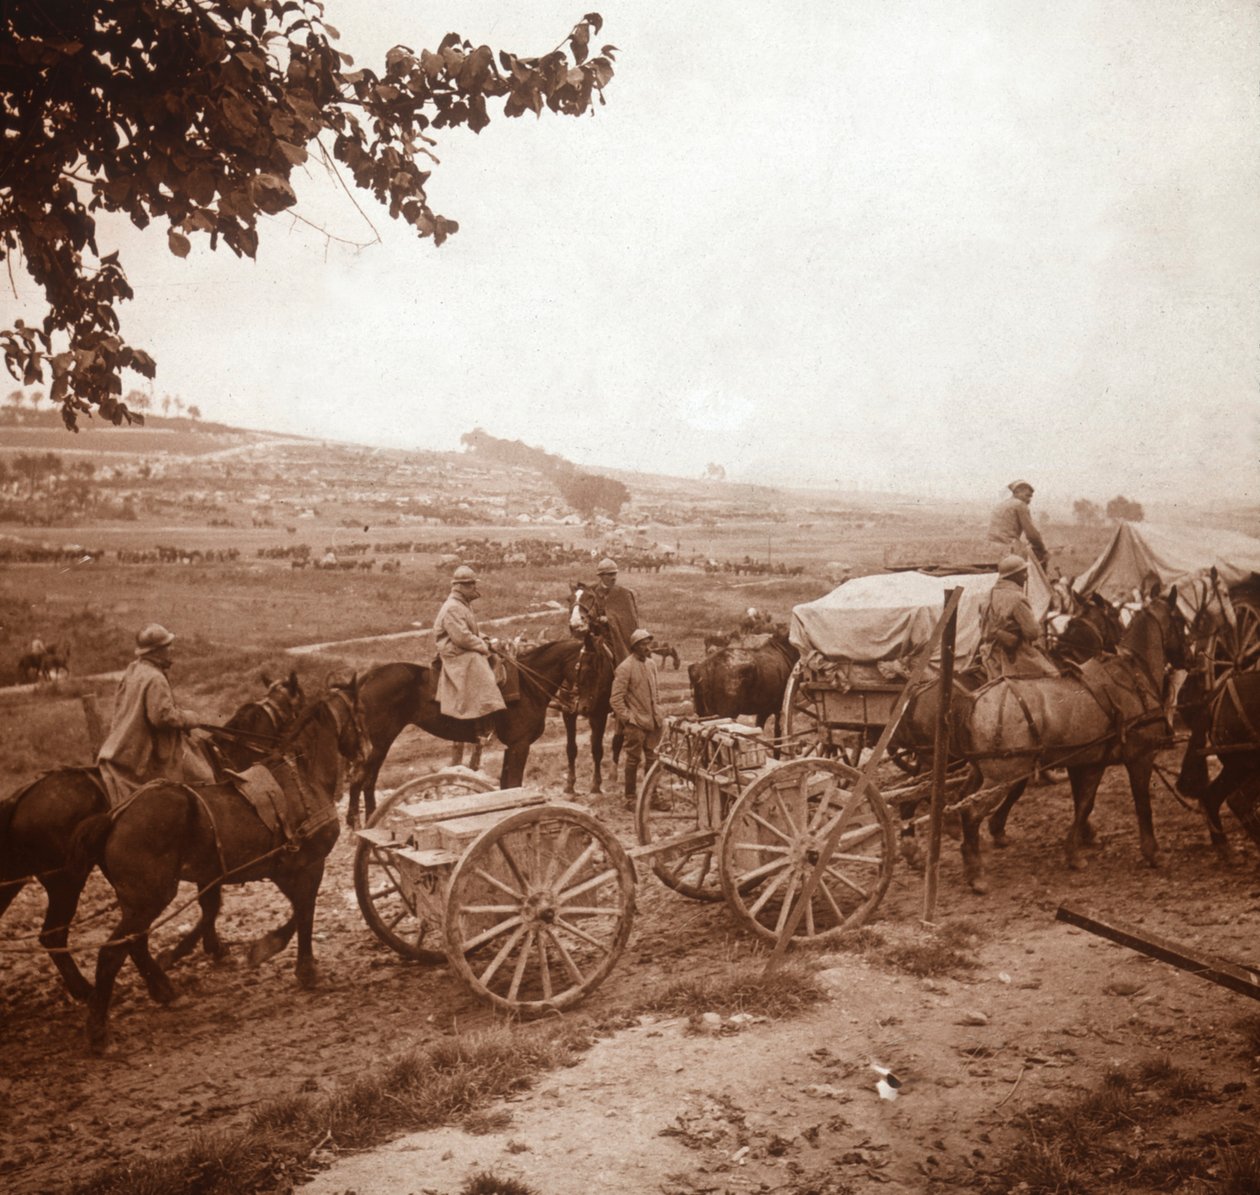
xmin=156 ymin=949 xmax=176 ymax=971
xmin=86 ymin=1022 xmax=109 ymax=1055
xmin=296 ymin=964 xmax=320 ymax=990
xmin=65 ymin=978 xmax=94 ymax=1003
xmin=967 ymin=876 xmax=989 ymax=895
xmin=247 ymin=934 xmax=285 ymax=968
xmin=989 ymin=832 xmax=1008 ymax=850
xmin=149 ymin=980 xmax=177 ymax=1006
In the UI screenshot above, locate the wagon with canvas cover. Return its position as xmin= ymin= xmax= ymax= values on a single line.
xmin=781 ymin=568 xmax=1052 ymax=768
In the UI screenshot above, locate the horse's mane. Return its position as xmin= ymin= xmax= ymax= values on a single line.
xmin=516 ymin=636 xmax=580 ymax=698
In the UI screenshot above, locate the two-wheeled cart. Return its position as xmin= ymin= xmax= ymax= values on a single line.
xmin=353 ymin=718 xmax=898 ymax=1015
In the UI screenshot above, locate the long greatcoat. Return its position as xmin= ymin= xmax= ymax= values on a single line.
xmin=591 ymin=582 xmax=641 ymax=663
xmin=434 ymin=590 xmax=506 ymax=720
xmin=979 ymin=578 xmax=1058 ymax=679
xmin=97 ymin=655 xmax=208 ymax=804
xmin=987 ymin=497 xmax=1047 ymax=564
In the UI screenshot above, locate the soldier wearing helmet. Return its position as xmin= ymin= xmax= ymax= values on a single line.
xmin=979 ymin=557 xmax=1058 ymax=680
xmin=610 ymin=628 xmax=662 ymax=807
xmin=433 ymin=565 xmax=506 ymax=721
xmin=987 ymin=479 xmax=1048 ymax=569
xmin=97 ymin=623 xmax=213 ymax=804
xmin=589 ymin=556 xmax=641 ymax=663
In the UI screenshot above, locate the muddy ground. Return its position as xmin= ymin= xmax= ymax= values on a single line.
xmin=3 ymin=688 xmax=1258 ymax=1195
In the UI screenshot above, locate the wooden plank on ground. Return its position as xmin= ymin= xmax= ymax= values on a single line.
xmin=1056 ymin=902 xmax=1260 ymax=1001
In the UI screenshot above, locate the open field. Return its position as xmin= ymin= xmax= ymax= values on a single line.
xmin=1 ymin=478 xmax=1257 ymax=1193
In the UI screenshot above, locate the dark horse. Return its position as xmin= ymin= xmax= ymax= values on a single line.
xmin=561 ymin=582 xmax=617 ymax=795
xmin=0 ymin=672 xmax=304 ymax=1001
xmin=1176 ymin=669 xmax=1260 ymax=864
xmin=346 ymin=636 xmax=590 ymax=827
xmin=951 ymin=591 xmax=1186 ymax=892
xmin=73 ymin=679 xmax=368 ymax=1050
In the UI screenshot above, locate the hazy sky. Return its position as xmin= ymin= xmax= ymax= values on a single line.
xmin=4 ymin=1 xmax=1258 ymax=506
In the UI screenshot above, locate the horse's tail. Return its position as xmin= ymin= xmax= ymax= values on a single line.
xmin=68 ymin=811 xmax=113 ymax=874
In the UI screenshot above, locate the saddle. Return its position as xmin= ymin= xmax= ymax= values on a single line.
xmin=225 ymin=761 xmax=327 ymax=842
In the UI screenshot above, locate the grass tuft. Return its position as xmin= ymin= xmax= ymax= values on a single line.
xmin=461 ymin=1172 xmax=539 ymax=1195
xmin=638 ymin=961 xmax=827 ymax=1019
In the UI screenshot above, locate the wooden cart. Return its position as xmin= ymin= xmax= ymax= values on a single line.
xmin=354 ymin=718 xmax=897 ymax=1015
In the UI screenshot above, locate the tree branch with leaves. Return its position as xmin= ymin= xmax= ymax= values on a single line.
xmin=0 ymin=1 xmax=615 ymax=429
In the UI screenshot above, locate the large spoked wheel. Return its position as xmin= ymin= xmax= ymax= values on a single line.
xmin=1207 ymin=595 xmax=1260 ymax=682
xmin=445 ymin=805 xmax=636 ymax=1015
xmin=635 ymin=760 xmax=725 ymax=901
xmin=780 ymin=666 xmax=838 ymax=760
xmin=719 ymin=758 xmax=895 ymax=945
xmin=354 ymin=768 xmax=496 ymax=963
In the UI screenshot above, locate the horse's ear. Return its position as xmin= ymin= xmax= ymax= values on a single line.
xmin=260 ymin=671 xmax=273 ymax=687
xmin=288 ymin=668 xmax=300 ymax=689
xmin=1167 ymin=585 xmax=1178 ymax=610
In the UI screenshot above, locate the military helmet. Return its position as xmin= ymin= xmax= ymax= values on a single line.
xmin=629 ymin=628 xmax=654 ymax=647
xmin=452 ymin=564 xmax=478 ymax=583
xmin=596 ymin=557 xmax=618 ymax=574
xmin=1008 ymin=479 xmax=1034 ymax=495
xmin=135 ymin=623 xmax=176 ymax=655
xmin=997 ymin=554 xmax=1029 ymax=580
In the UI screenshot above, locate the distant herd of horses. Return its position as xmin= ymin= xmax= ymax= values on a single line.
xmin=1 ymin=574 xmax=1258 ymax=1050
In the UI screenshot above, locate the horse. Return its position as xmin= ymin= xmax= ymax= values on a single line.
xmin=17 ymin=642 xmax=69 ymax=684
xmin=562 ymin=583 xmax=617 ymax=795
xmin=346 ymin=636 xmax=591 ymax=827
xmin=0 ymin=674 xmax=308 ymax=1001
xmin=689 ymin=632 xmax=799 ymax=737
xmin=1049 ymin=594 xmax=1125 ymax=668
xmin=651 ymin=643 xmax=681 ymax=670
xmin=951 ymin=590 xmax=1187 ymax=893
xmin=72 ymin=679 xmax=369 ymax=1051
xmin=1176 ymin=669 xmax=1260 ymax=864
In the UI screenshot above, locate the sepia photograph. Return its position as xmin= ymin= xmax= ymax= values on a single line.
xmin=2 ymin=2 xmax=1259 ymax=1192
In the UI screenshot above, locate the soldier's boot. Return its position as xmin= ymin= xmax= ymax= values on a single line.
xmin=623 ymin=763 xmax=639 ymax=811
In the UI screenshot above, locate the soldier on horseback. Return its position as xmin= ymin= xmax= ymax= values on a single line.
xmin=96 ymin=623 xmax=215 ymax=804
xmin=434 ymin=565 xmax=507 ymax=723
xmin=589 ymin=557 xmax=641 ymax=663
xmin=979 ymin=556 xmax=1059 ymax=680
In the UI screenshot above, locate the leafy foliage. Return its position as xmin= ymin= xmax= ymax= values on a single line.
xmin=0 ymin=2 xmax=615 ymax=430
xmin=1072 ymin=497 xmax=1101 ymax=525
xmin=1105 ymin=494 xmax=1145 ymax=522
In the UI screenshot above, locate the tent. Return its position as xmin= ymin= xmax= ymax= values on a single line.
xmin=789 ymin=567 xmax=1052 ymax=666
xmin=1073 ymin=521 xmax=1260 ymax=606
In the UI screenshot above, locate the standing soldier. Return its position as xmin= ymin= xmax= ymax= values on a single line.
xmin=979 ymin=557 xmax=1059 ymax=680
xmin=610 ymin=628 xmax=662 ymax=808
xmin=434 ymin=565 xmax=506 ymax=722
xmin=988 ymin=480 xmax=1049 ymax=570
xmin=97 ymin=623 xmax=213 ymax=804
xmin=589 ymin=557 xmax=641 ymax=663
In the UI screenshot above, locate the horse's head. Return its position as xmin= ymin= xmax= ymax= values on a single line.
xmin=569 ymin=581 xmax=594 ymax=636
xmin=329 ymin=673 xmax=372 ymax=782
xmin=261 ymin=668 xmax=306 ymax=727
xmin=1123 ymin=586 xmax=1188 ymax=676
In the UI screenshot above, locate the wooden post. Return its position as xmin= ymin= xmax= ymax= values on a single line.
xmin=81 ymin=693 xmax=104 ymax=757
xmin=923 ymin=588 xmax=960 ymax=922
xmin=765 ymin=587 xmax=965 ymax=970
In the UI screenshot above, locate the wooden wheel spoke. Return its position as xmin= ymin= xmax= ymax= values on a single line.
xmin=463 ymin=913 xmax=524 ymax=955
xmin=551 ymin=914 xmax=613 ymax=952
xmin=747 ymin=809 xmax=793 ymax=844
xmin=543 ymin=927 xmax=586 ymax=986
xmin=772 ymin=871 xmax=800 ymax=936
xmin=495 ymin=839 xmax=533 ymax=891
xmin=475 ymin=923 xmax=527 ymax=985
xmin=735 ymin=855 xmax=792 ymax=886
xmin=731 ymin=839 xmax=790 ymax=858
xmin=506 ymin=929 xmax=535 ymax=1003
xmin=370 ymin=882 xmax=406 ymax=904
xmin=747 ymin=868 xmax=790 ymax=918
xmin=472 ymin=865 xmax=523 ymax=901
xmin=384 ymin=906 xmax=411 ymax=932
xmin=551 ymin=840 xmax=599 ymax=895
xmin=541 ymin=823 xmax=572 ymax=887
xmin=556 ymin=906 xmax=624 ymax=916
xmin=823 ymin=864 xmax=870 ymax=899
xmin=816 ymin=875 xmax=849 ymax=924
xmin=556 ymin=866 xmax=618 ymax=904
xmin=459 ymin=904 xmax=521 ymax=916
xmin=804 ymin=890 xmax=816 ymax=937
xmin=538 ymin=931 xmax=552 ymax=1000
xmin=672 ymin=848 xmax=713 ymax=887
xmin=772 ymin=788 xmax=802 ymax=836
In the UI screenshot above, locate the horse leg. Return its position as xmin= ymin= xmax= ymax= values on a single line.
xmin=956 ymin=771 xmax=988 ymax=894
xmin=1065 ymin=767 xmax=1104 ymax=871
xmin=563 ymin=712 xmax=578 ymax=795
xmin=611 ymin=724 xmax=624 ymax=768
xmin=468 ymin=739 xmax=484 ymax=771
xmin=1124 ymin=755 xmax=1159 ymax=868
xmin=589 ymin=711 xmax=608 ymax=795
xmin=87 ymin=904 xmax=167 ymax=1053
xmin=126 ymin=932 xmax=177 ymax=1006
xmin=276 ymin=862 xmax=327 ymax=989
xmin=157 ymin=885 xmax=226 ymax=969
xmin=1199 ymin=761 xmax=1238 ymax=864
xmin=1224 ymin=766 xmax=1260 ymax=860
xmin=987 ymin=779 xmax=1029 ymax=848
xmin=246 ymin=913 xmax=297 ymax=968
xmin=37 ymin=871 xmax=95 ymax=1002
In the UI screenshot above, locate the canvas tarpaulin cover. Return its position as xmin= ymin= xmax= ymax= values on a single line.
xmin=789 ymin=568 xmax=1052 ymax=665
xmin=1073 ymin=522 xmax=1260 ymax=606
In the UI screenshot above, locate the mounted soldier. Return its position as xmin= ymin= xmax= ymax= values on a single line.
xmin=434 ymin=565 xmax=507 ymax=722
xmin=588 ymin=557 xmax=641 ymax=663
xmin=96 ymin=623 xmax=214 ymax=804
xmin=988 ymin=479 xmax=1049 ymax=570
xmin=979 ymin=556 xmax=1059 ymax=680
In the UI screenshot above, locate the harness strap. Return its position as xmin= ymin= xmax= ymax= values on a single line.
xmin=1004 ymin=683 xmax=1043 ymax=752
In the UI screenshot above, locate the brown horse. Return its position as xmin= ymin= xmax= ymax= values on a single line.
xmin=346 ymin=636 xmax=589 ymax=826
xmin=1176 ymin=669 xmax=1260 ymax=863
xmin=0 ymin=673 xmax=306 ymax=1001
xmin=73 ymin=679 xmax=368 ymax=1051
xmin=952 ymin=592 xmax=1186 ymax=892
xmin=562 ymin=583 xmax=617 ymax=795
